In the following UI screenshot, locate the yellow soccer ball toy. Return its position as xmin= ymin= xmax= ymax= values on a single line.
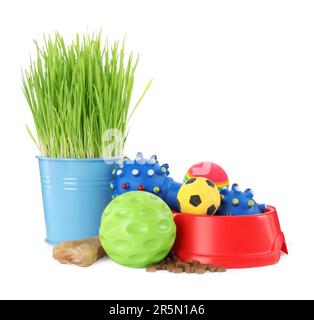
xmin=177 ymin=177 xmax=221 ymax=215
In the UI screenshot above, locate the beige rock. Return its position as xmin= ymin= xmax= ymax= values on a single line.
xmin=53 ymin=236 xmax=106 ymax=267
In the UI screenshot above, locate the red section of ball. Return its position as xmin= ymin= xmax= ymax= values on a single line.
xmin=138 ymin=185 xmax=145 ymax=191
xmin=122 ymin=183 xmax=128 ymax=189
xmin=187 ymin=162 xmax=229 ymax=187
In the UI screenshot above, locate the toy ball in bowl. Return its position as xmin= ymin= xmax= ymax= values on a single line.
xmin=99 ymin=191 xmax=176 ymax=268
xmin=177 ymin=177 xmax=221 ymax=215
xmin=184 ymin=162 xmax=229 ymax=190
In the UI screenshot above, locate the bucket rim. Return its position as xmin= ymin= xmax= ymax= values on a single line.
xmin=36 ymin=156 xmax=122 ymax=162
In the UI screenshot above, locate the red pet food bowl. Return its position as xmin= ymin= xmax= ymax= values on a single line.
xmin=172 ymin=206 xmax=288 ymax=269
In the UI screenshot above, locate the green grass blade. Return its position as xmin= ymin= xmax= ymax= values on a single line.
xmin=22 ymin=32 xmax=151 ymax=158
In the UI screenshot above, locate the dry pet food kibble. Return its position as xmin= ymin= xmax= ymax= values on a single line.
xmin=146 ymin=251 xmax=226 ymax=274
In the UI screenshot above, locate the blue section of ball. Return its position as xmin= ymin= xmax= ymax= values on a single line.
xmin=218 ymin=183 xmax=266 ymax=216
xmin=111 ymin=153 xmax=182 ymax=211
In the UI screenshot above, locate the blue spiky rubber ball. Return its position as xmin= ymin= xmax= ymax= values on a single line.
xmin=218 ymin=183 xmax=266 ymax=216
xmin=99 ymin=191 xmax=176 ymax=268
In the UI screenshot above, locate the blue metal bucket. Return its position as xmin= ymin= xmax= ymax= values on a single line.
xmin=37 ymin=157 xmax=120 ymax=244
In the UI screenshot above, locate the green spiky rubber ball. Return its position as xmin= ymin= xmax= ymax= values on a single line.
xmin=99 ymin=191 xmax=176 ymax=268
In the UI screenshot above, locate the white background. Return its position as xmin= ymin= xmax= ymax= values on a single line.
xmin=0 ymin=0 xmax=313 ymax=300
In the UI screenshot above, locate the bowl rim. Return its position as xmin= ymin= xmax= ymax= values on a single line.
xmin=172 ymin=205 xmax=274 ymax=219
